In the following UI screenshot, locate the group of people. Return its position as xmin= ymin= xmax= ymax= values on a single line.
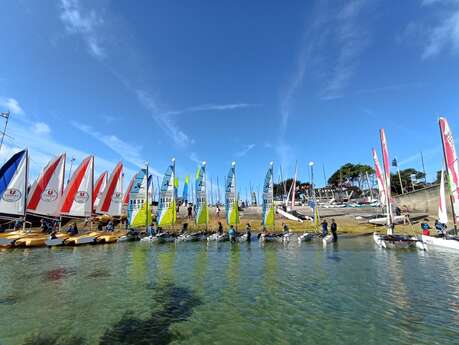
xmin=321 ymin=219 xmax=338 ymax=242
xmin=420 ymin=218 xmax=447 ymax=237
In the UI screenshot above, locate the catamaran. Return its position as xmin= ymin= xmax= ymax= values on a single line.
xmin=142 ymin=158 xmax=177 ymax=242
xmin=209 ymin=161 xmax=239 ymax=241
xmin=0 ymin=149 xmax=29 ymax=246
xmin=178 ymin=161 xmax=208 ymax=242
xmin=43 ymin=155 xmax=95 ymax=246
xmin=372 ymin=129 xmax=417 ymax=249
xmin=259 ymin=162 xmax=287 ymax=243
xmin=419 ymin=117 xmax=459 ymax=250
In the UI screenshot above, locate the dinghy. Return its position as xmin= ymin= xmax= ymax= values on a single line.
xmin=207 ymin=233 xmax=229 ymax=241
xmin=372 ymin=130 xmax=416 ymax=249
xmin=193 ymin=161 xmax=210 ymax=237
xmin=419 ymin=117 xmax=459 ymax=251
xmin=322 ymin=234 xmax=334 ymax=245
xmin=225 ymin=161 xmax=240 ymax=235
xmin=127 ymin=166 xmax=152 ymax=236
xmin=176 ymin=232 xmax=207 ymax=242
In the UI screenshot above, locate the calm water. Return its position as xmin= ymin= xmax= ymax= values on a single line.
xmin=0 ymin=237 xmax=458 ymax=345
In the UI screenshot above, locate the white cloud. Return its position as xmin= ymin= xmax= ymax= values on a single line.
xmin=71 ymin=121 xmax=161 ymax=176
xmin=189 ymin=152 xmax=201 ymax=164
xmin=422 ymin=7 xmax=459 ymax=59
xmin=136 ymin=90 xmax=191 ymax=148
xmin=59 ymin=0 xmax=105 ymax=59
xmin=0 ymin=97 xmax=24 ymax=115
xmin=235 ymin=144 xmax=255 ymax=158
xmin=158 ymin=103 xmax=259 ymax=117
xmin=33 ymin=122 xmax=51 ymax=135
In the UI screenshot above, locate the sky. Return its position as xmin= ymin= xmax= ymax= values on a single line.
xmin=1 ymin=0 xmax=459 ymax=200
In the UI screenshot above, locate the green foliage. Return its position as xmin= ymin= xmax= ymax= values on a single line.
xmin=327 ymin=163 xmax=374 ymax=188
xmin=390 ymin=168 xmax=426 ymax=194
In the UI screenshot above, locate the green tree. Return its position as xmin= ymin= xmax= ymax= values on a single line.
xmin=327 ymin=163 xmax=374 ymax=188
xmin=391 ymin=168 xmax=426 ymax=194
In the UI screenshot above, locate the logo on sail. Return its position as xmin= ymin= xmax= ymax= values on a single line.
xmin=41 ymin=189 xmax=58 ymax=202
xmin=2 ymin=188 xmax=22 ymax=202
xmin=112 ymin=192 xmax=123 ymax=202
xmin=74 ymin=191 xmax=89 ymax=203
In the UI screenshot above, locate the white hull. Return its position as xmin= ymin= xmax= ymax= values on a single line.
xmin=421 ymin=235 xmax=459 ymax=250
xmin=276 ymin=208 xmax=303 ymax=223
xmin=298 ymin=232 xmax=314 ymax=242
xmin=141 ymin=234 xmax=176 ymax=243
xmin=207 ymin=233 xmax=228 ymax=241
xmin=176 ymin=233 xmax=207 ymax=242
xmin=373 ymin=232 xmax=416 ymax=249
xmin=45 ymin=238 xmax=64 ymax=246
xmin=322 ymin=234 xmax=334 ymax=245
xmin=259 ymin=233 xmax=290 ymax=243
xmin=237 ymin=233 xmax=249 ymax=242
xmin=369 ymin=215 xmax=406 ymax=225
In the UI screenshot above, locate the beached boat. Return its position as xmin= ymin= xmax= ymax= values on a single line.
xmin=369 ymin=215 xmax=406 ymax=225
xmin=276 ymin=208 xmax=304 ymax=222
xmin=418 ymin=117 xmax=459 ymax=251
xmin=64 ymin=232 xmax=99 ymax=245
xmin=127 ymin=166 xmax=152 ymax=232
xmin=298 ymin=232 xmax=314 ymax=242
xmin=96 ymin=231 xmax=127 ymax=243
xmin=372 ymin=129 xmax=416 ymax=249
xmin=176 ymin=232 xmax=207 ymax=242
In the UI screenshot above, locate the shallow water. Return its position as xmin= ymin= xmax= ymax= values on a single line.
xmin=0 ymin=237 xmax=458 ymax=345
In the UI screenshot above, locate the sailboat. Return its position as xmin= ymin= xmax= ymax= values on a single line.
xmin=260 ymin=162 xmax=287 ymax=243
xmin=51 ymin=155 xmax=99 ymax=246
xmin=142 ymin=158 xmax=177 ymax=242
xmin=123 ymin=172 xmax=138 ymax=208
xmin=368 ymin=149 xmax=406 ymax=226
xmin=122 ymin=167 xmax=151 ymax=242
xmin=178 ymin=162 xmax=208 ymax=242
xmin=96 ymin=161 xmax=123 ymax=217
xmin=373 ymin=129 xmax=417 ymax=249
xmin=0 ymin=149 xmax=29 ymax=246
xmin=420 ymin=117 xmax=459 ymax=250
xmin=93 ymin=171 xmax=108 ymax=210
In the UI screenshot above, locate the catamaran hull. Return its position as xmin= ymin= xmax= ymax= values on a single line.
xmin=322 ymin=235 xmax=334 ymax=245
xmin=298 ymin=233 xmax=314 ymax=242
xmin=369 ymin=215 xmax=406 ymax=225
xmin=176 ymin=233 xmax=207 ymax=242
xmin=207 ymin=234 xmax=229 ymax=242
xmin=259 ymin=233 xmax=290 ymax=243
xmin=276 ymin=208 xmax=303 ymax=223
xmin=420 ymin=235 xmax=459 ymax=250
xmin=373 ymin=233 xmax=416 ymax=249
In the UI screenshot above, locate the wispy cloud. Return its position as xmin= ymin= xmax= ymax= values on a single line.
xmin=235 ymin=144 xmax=255 ymax=158
xmin=59 ymin=0 xmax=105 ymax=59
xmin=319 ymin=0 xmax=368 ymax=100
xmin=136 ymin=90 xmax=191 ymax=148
xmin=355 ymin=82 xmax=427 ymax=95
xmin=33 ymin=122 xmax=51 ymax=135
xmin=158 ymin=103 xmax=259 ymax=117
xmin=422 ymin=8 xmax=459 ymax=59
xmin=0 ymin=97 xmax=24 ymax=115
xmin=189 ymin=152 xmax=202 ymax=164
xmin=70 ymin=120 xmax=161 ymax=175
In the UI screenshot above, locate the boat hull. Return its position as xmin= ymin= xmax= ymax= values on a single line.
xmin=421 ymin=235 xmax=459 ymax=250
xmin=322 ymin=234 xmax=334 ymax=245
xmin=298 ymin=233 xmax=314 ymax=242
xmin=369 ymin=215 xmax=406 ymax=225
xmin=373 ymin=232 xmax=416 ymax=249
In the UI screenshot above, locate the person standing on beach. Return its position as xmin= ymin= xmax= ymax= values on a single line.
xmin=187 ymin=204 xmax=193 ymax=219
xmin=321 ymin=219 xmax=328 ymax=238
xmin=216 ymin=205 xmax=221 ymax=218
xmin=331 ymin=219 xmax=338 ymax=242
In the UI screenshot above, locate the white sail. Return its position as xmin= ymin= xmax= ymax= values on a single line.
xmin=27 ymin=153 xmax=66 ymax=217
xmin=96 ymin=162 xmax=123 ymax=216
xmin=93 ymin=171 xmax=107 ymax=210
xmin=438 ymin=169 xmax=448 ymax=225
xmin=60 ymin=156 xmax=94 ymax=218
xmin=0 ymin=150 xmax=28 ymax=216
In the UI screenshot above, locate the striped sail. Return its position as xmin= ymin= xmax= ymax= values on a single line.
xmin=0 ymin=149 xmax=28 ymax=216
xmin=96 ymin=162 xmax=123 ymax=216
xmin=262 ymin=162 xmax=274 ymax=226
xmin=195 ymin=162 xmax=208 ymax=225
xmin=123 ymin=173 xmax=137 ymax=206
xmin=60 ymin=156 xmax=94 ymax=217
xmin=182 ymin=176 xmax=189 ymax=202
xmin=127 ymin=169 xmax=152 ymax=228
xmin=225 ymin=162 xmax=239 ymax=225
xmin=27 ymin=153 xmax=66 ymax=217
xmin=93 ymin=171 xmax=107 ymax=210
xmin=157 ymin=159 xmax=176 ymax=226
xmin=372 ymin=148 xmax=387 ymax=207
xmin=439 ymin=117 xmax=459 ymax=222
xmin=438 ymin=169 xmax=448 ymax=225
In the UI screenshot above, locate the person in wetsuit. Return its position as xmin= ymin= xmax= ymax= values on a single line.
xmin=321 ymin=219 xmax=328 ymax=238
xmin=245 ymin=223 xmax=252 ymax=242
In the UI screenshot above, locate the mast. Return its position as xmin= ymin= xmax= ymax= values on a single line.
xmin=145 ymin=162 xmax=149 ymax=233
xmin=233 ymin=161 xmax=238 ymax=229
xmin=23 ymin=149 xmax=29 ymax=230
xmin=380 ymin=129 xmax=393 ymax=232
xmin=439 ymin=118 xmax=458 ymax=234
xmin=210 ymin=176 xmax=214 ymax=206
xmin=172 ymin=158 xmax=176 ymax=231
xmin=216 ymin=176 xmax=220 ymax=205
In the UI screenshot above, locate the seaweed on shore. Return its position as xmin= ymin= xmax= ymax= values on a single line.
xmin=99 ymin=283 xmax=201 ymax=345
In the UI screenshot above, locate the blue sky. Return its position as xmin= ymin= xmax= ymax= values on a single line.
xmin=1 ymin=0 xmax=459 ymax=198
